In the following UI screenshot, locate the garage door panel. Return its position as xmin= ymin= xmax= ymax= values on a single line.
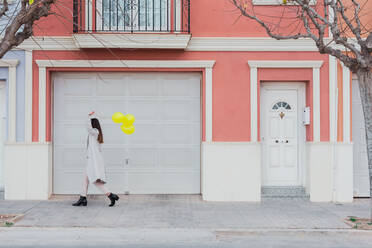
xmin=54 ymin=147 xmax=86 ymax=169
xmin=163 ymin=99 xmax=200 ymax=121
xmin=58 ymin=99 xmax=93 ymax=121
xmin=127 ymin=172 xmax=200 ymax=194
xmin=55 ymin=124 xmax=87 ymax=145
xmin=160 ymin=125 xmax=200 ymax=145
xmin=53 ymin=72 xmax=201 ymax=194
xmin=54 ymin=172 xmax=86 ymax=194
xmin=95 ymin=100 xmax=126 ymax=120
xmin=127 ymin=99 xmax=160 ymax=121
xmin=161 ymin=74 xmax=200 ymax=97
xmin=127 ymin=149 xmax=158 ymax=168
xmin=96 ymin=77 xmax=127 ymax=96
xmin=158 ymin=148 xmax=199 ymax=168
xmin=128 ymin=75 xmax=159 ymax=96
xmin=128 ymin=124 xmax=160 ymax=145
xmin=102 ymin=148 xmax=127 ymax=167
xmin=61 ymin=76 xmax=95 ymax=96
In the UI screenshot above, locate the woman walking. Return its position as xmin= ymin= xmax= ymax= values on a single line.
xmin=73 ymin=111 xmax=119 ymax=207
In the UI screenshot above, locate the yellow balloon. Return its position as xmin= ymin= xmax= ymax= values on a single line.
xmin=121 ymin=125 xmax=135 ymax=135
xmin=122 ymin=114 xmax=135 ymax=126
xmin=112 ymin=112 xmax=125 ymax=124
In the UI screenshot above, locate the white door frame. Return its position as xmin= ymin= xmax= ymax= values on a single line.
xmin=260 ymin=82 xmax=306 ymax=187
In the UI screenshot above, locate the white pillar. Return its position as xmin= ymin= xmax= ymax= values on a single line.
xmin=8 ymin=65 xmax=17 ymax=142
xmin=38 ymin=66 xmax=46 ymax=143
xmin=205 ymin=67 xmax=213 ymax=142
xmin=250 ymin=66 xmax=258 ymax=142
xmin=25 ymin=51 xmax=33 ymax=143
xmin=313 ymin=66 xmax=321 ymax=142
xmin=329 ymin=55 xmax=337 ymax=142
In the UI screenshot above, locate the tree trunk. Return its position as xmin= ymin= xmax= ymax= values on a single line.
xmin=356 ymin=69 xmax=372 ymax=220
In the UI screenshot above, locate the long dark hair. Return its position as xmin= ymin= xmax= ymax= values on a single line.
xmin=91 ymin=118 xmax=104 ymax=144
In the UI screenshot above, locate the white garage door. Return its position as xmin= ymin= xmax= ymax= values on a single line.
xmin=53 ymin=72 xmax=201 ymax=194
xmin=352 ymin=76 xmax=370 ymax=197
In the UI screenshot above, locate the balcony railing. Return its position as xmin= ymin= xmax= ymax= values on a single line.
xmin=73 ymin=0 xmax=190 ymax=33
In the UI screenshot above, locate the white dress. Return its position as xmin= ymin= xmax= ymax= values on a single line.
xmin=86 ymin=115 xmax=106 ymax=183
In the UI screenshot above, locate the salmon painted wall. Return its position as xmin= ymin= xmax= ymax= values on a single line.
xmin=33 ymin=0 xmax=328 ymax=37
xmin=32 ymin=50 xmax=329 ymax=142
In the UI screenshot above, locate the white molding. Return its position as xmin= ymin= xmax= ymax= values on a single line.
xmin=36 ymin=60 xmax=216 ymax=69
xmin=248 ymin=60 xmax=323 ymax=68
xmin=38 ymin=67 xmax=46 ymax=143
xmin=187 ymin=37 xmax=320 ymax=51
xmin=18 ymin=37 xmax=79 ymax=50
xmin=72 ymin=34 xmax=191 ymax=49
xmin=329 ymin=55 xmax=337 ymax=142
xmin=17 ymin=36 xmax=336 ymax=52
xmin=250 ymin=66 xmax=258 ymax=142
xmin=36 ymin=59 xmax=216 ymax=143
xmin=25 ymin=51 xmax=33 ymax=143
xmin=248 ymin=60 xmax=323 ymax=142
xmin=0 ymin=59 xmax=19 ymax=142
xmin=252 ymin=0 xmax=316 ymax=5
xmin=313 ymin=67 xmax=321 ymax=142
xmin=205 ymin=67 xmax=213 ymax=142
xmin=0 ymin=60 xmax=19 ymax=67
xmin=342 ymin=64 xmax=351 ymax=142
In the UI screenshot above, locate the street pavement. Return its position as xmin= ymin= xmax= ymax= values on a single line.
xmin=0 ymin=195 xmax=371 ymax=247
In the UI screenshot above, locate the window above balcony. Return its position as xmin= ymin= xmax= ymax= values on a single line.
xmin=72 ymin=0 xmax=191 ymax=49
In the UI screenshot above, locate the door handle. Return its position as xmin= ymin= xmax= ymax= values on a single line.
xmin=275 ymin=140 xmax=279 ymax=143
xmin=285 ymin=140 xmax=289 ymax=143
xmin=125 ymin=158 xmax=129 ymax=165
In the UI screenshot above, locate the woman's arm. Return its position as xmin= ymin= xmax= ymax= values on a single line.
xmin=87 ymin=112 xmax=99 ymax=136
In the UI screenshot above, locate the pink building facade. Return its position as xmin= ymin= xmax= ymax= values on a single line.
xmin=2 ymin=0 xmax=362 ymax=201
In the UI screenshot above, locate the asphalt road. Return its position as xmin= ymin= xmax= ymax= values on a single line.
xmin=1 ymin=228 xmax=372 ymax=248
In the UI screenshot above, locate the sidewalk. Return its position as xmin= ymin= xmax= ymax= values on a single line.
xmin=0 ymin=195 xmax=369 ymax=229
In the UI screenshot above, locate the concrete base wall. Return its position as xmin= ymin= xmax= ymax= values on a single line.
xmin=2 ymin=141 xmax=353 ymax=202
xmin=307 ymin=142 xmax=353 ymax=203
xmin=202 ymin=142 xmax=261 ymax=201
xmin=4 ymin=142 xmax=52 ymax=200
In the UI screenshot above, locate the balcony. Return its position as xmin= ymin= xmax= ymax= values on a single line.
xmin=72 ymin=0 xmax=191 ymax=49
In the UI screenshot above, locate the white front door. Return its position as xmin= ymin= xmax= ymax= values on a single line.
xmin=0 ymin=80 xmax=6 ymax=192
xmin=261 ymin=83 xmax=304 ymax=186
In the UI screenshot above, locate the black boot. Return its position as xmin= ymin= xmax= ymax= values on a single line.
xmin=108 ymin=193 xmax=119 ymax=207
xmin=72 ymin=196 xmax=87 ymax=206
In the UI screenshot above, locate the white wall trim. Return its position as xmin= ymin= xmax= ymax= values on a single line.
xmin=329 ymin=55 xmax=337 ymax=142
xmin=342 ymin=64 xmax=351 ymax=142
xmin=248 ymin=60 xmax=323 ymax=142
xmin=0 ymin=59 xmax=19 ymax=142
xmin=36 ymin=60 xmax=216 ymax=69
xmin=25 ymin=51 xmax=33 ymax=143
xmin=313 ymin=67 xmax=321 ymax=142
xmin=18 ymin=36 xmax=337 ymax=52
xmin=250 ymin=66 xmax=258 ymax=142
xmin=38 ymin=67 xmax=46 ymax=143
xmin=36 ymin=59 xmax=215 ymax=142
xmin=205 ymin=68 xmax=213 ymax=142
xmin=248 ymin=60 xmax=323 ymax=68
xmin=72 ymin=34 xmax=192 ymax=49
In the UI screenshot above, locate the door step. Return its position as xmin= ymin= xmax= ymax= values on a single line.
xmin=262 ymin=186 xmax=309 ymax=198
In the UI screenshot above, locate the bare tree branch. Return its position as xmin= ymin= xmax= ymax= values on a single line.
xmin=0 ymin=0 xmax=9 ymax=18
xmin=0 ymin=0 xmax=55 ymax=58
